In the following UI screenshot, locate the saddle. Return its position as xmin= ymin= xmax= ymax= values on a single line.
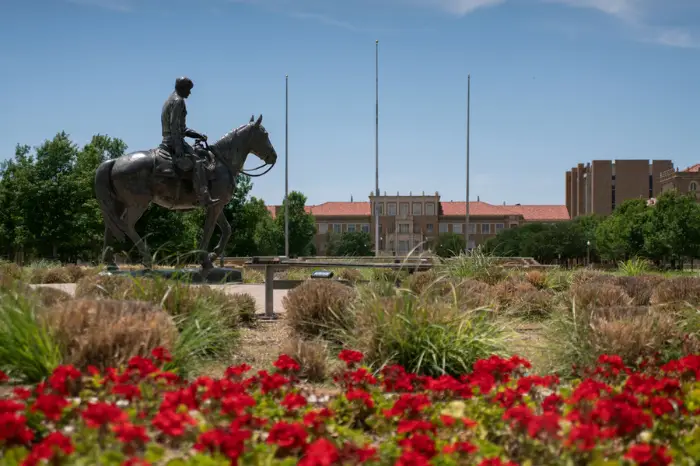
xmin=153 ymin=146 xmax=217 ymax=180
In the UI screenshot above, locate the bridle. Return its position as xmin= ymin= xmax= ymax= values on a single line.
xmin=196 ymin=123 xmax=275 ymax=179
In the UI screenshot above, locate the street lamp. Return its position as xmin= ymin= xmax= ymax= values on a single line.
xmin=586 ymin=240 xmax=591 ymax=267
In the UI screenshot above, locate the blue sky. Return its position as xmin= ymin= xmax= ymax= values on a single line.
xmin=2 ymin=0 xmax=699 ymax=207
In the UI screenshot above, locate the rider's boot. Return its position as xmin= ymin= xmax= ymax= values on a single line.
xmin=193 ymin=159 xmax=219 ymax=206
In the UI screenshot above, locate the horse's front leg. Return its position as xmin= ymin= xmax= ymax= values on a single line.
xmin=199 ymin=204 xmax=225 ymax=271
xmin=210 ymin=212 xmax=232 ymax=263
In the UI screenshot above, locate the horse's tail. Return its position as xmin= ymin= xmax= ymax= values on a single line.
xmin=95 ymin=159 xmax=126 ymax=242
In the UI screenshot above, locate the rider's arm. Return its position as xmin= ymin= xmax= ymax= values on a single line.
xmin=170 ymin=99 xmax=186 ymax=154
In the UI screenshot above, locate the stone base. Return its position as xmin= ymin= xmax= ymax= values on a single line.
xmin=99 ymin=267 xmax=243 ymax=284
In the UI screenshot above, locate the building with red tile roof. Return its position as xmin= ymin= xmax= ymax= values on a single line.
xmin=266 ymin=194 xmax=569 ymax=255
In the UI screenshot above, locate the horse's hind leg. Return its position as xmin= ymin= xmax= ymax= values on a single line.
xmin=123 ymin=204 xmax=152 ymax=269
xmin=101 ymin=202 xmax=125 ymax=270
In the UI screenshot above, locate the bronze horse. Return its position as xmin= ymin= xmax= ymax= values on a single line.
xmin=94 ymin=115 xmax=277 ymax=271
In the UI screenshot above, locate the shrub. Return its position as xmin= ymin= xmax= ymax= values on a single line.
xmin=0 ymin=285 xmax=62 ymax=383
xmin=75 ymin=274 xmax=136 ymax=299
xmin=650 ymin=276 xmax=700 ymax=306
xmin=0 ymin=261 xmax=24 ymax=281
xmin=570 ymin=282 xmax=632 ymax=308
xmin=615 ymin=275 xmax=664 ymax=306
xmin=41 ymin=299 xmax=178 ymax=373
xmin=524 ymin=270 xmax=547 ymax=289
xmin=281 ymin=336 xmax=329 ymax=382
xmin=242 ymin=268 xmax=264 ymax=284
xmin=283 ymin=279 xmax=356 ymax=343
xmin=337 ymin=268 xmax=364 ymax=283
xmin=31 ymin=286 xmax=73 ymax=308
xmin=451 ymin=278 xmax=493 ymax=310
xmin=490 ymin=278 xmax=537 ymax=308
xmin=544 ymin=269 xmax=573 ymax=292
xmin=507 ymin=289 xmax=557 ymax=320
xmin=343 ymin=293 xmax=511 ymax=377
xmin=617 ymin=257 xmax=652 ymax=276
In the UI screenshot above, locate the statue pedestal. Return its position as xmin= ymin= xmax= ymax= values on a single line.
xmin=99 ymin=267 xmax=243 ymax=284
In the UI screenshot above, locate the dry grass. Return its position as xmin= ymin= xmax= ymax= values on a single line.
xmin=570 ymin=282 xmax=633 ymax=309
xmin=650 ymin=276 xmax=700 ymax=306
xmin=614 ymin=275 xmax=664 ymax=306
xmin=283 ymin=280 xmax=356 ymax=342
xmin=524 ymin=270 xmax=548 ymax=289
xmin=281 ymin=336 xmax=330 ymax=382
xmin=41 ymin=299 xmax=178 ymax=372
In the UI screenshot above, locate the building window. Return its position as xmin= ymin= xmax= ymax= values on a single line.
xmin=649 ymin=174 xmax=653 ymax=199
xmin=399 ymin=203 xmax=409 ymax=216
xmin=481 ymin=224 xmax=491 ymax=234
xmin=318 ymin=223 xmax=328 ymax=234
xmin=453 ymin=223 xmax=463 ymax=234
xmin=467 ymin=223 xmax=476 ymax=234
xmin=399 ymin=223 xmax=409 ymax=234
xmin=412 ymin=203 xmax=422 ymax=216
xmin=361 ymin=224 xmax=370 ymax=233
xmin=332 ymin=224 xmax=341 ymax=234
xmin=347 ymin=224 xmax=356 ymax=233
xmin=425 ymin=202 xmax=435 ymax=215
xmin=375 ymin=203 xmax=384 ymax=215
xmin=691 ymin=182 xmax=698 ymax=191
xmin=439 ymin=223 xmax=449 ymax=233
xmin=426 ymin=224 xmax=434 ymax=233
xmin=398 ymin=240 xmax=409 ymax=253
xmin=387 ymin=203 xmax=397 ymax=216
xmin=413 ymin=224 xmax=421 ymax=234
xmin=495 ymin=223 xmax=504 ymax=233
xmin=510 ymin=223 xmax=518 ymax=228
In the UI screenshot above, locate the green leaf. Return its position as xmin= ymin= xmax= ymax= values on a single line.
xmin=145 ymin=443 xmax=166 ymax=463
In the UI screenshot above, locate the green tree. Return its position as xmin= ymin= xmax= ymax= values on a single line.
xmin=431 ymin=232 xmax=466 ymax=258
xmin=595 ymin=199 xmax=649 ymax=262
xmin=274 ymin=191 xmax=316 ymax=257
xmin=644 ymin=191 xmax=700 ymax=267
xmin=326 ymin=231 xmax=373 ymax=256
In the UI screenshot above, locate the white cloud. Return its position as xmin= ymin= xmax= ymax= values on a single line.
xmin=544 ymin=0 xmax=641 ymax=20
xmin=422 ymin=0 xmax=506 ymax=16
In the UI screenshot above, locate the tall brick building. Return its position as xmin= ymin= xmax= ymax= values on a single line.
xmin=565 ymin=160 xmax=674 ymax=218
xmin=267 ymin=193 xmax=569 ymax=255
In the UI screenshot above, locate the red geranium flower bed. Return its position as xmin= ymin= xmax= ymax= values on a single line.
xmin=1 ymin=349 xmax=699 ymax=465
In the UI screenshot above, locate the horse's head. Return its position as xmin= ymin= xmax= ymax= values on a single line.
xmin=246 ymin=114 xmax=277 ymax=165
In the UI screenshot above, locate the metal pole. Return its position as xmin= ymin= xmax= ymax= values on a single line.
xmin=284 ymin=74 xmax=289 ymax=258
xmin=374 ymin=40 xmax=380 ymax=257
xmin=465 ymin=74 xmax=471 ymax=254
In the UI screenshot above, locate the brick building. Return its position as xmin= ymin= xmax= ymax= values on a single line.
xmin=565 ymin=160 xmax=674 ymax=218
xmin=660 ymin=163 xmax=700 ymax=199
xmin=268 ymin=193 xmax=569 ymax=255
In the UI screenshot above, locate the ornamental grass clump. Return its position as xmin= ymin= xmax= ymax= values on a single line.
xmin=344 ymin=290 xmax=512 ymax=377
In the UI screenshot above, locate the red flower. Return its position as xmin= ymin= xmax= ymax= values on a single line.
xmin=273 ymin=354 xmax=300 ymax=372
xmin=13 ymin=387 xmax=32 ymax=400
xmin=225 ymin=363 xmax=252 ymax=379
xmin=338 ymin=349 xmax=364 ymax=366
xmin=0 ymin=412 xmax=34 ymax=445
xmin=0 ymin=399 xmax=25 ymax=414
xmin=478 ymin=458 xmax=519 ymax=466
xmin=21 ymin=432 xmax=74 ymax=466
xmin=345 ymin=388 xmax=375 ymax=409
xmin=395 ymin=449 xmax=430 ymax=466
xmin=152 ymin=409 xmax=196 ymax=438
xmin=396 ymin=419 xmax=435 ymax=434
xmin=0 ymin=369 xmax=8 ymax=383
xmin=256 ymin=371 xmax=291 ymax=394
xmin=399 ymin=433 xmax=436 ymax=459
xmin=281 ymin=392 xmax=308 ymax=411
xmin=194 ymin=427 xmax=252 ymax=461
xmin=624 ymin=443 xmax=672 ymax=466
xmin=112 ymin=383 xmax=142 ymax=401
xmin=299 ymin=437 xmax=339 ymax=466
xmin=221 ymin=393 xmax=257 ymax=416
xmin=384 ymin=393 xmax=431 ymax=418
xmin=48 ymin=365 xmax=81 ymax=395
xmin=113 ymin=422 xmax=149 ymax=444
xmin=150 ymin=347 xmax=172 ymax=363
xmin=121 ymin=459 xmax=151 ymax=466
xmin=267 ymin=421 xmax=308 ymax=451
xmin=31 ymin=394 xmax=70 ymax=422
xmin=443 ymin=441 xmax=478 ymax=455
xmin=565 ymin=423 xmax=600 ymax=452
xmin=81 ymin=401 xmax=128 ymax=428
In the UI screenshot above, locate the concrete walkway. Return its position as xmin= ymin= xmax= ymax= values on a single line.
xmin=32 ymin=283 xmax=289 ymax=315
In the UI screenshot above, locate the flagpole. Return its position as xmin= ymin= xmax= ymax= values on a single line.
xmin=465 ymin=74 xmax=470 ymax=254
xmin=374 ymin=39 xmax=380 ymax=257
xmin=284 ymin=74 xmax=289 ymax=258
